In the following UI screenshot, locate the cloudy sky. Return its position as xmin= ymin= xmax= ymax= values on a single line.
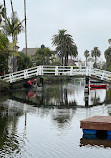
xmin=5 ymin=0 xmax=111 ymax=60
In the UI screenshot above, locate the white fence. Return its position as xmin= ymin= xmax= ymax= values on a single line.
xmin=0 ymin=65 xmax=111 ymax=83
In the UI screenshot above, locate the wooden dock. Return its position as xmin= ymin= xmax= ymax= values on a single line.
xmin=80 ymin=116 xmax=111 ymax=135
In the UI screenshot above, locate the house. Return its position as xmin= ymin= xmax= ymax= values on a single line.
xmin=22 ymin=44 xmax=46 ymax=56
xmin=22 ymin=48 xmax=38 ymax=56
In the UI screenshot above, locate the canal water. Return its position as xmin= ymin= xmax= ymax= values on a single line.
xmin=0 ymin=78 xmax=111 ymax=158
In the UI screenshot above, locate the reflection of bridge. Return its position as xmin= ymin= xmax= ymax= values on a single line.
xmin=1 ymin=65 xmax=111 ymax=83
xmin=9 ymin=91 xmax=111 ymax=109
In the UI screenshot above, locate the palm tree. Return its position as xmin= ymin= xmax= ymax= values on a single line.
xmin=52 ymin=29 xmax=78 ymax=66
xmin=84 ymin=50 xmax=90 ymax=66
xmin=104 ymin=40 xmax=111 ymax=70
xmin=5 ymin=12 xmax=24 ymax=72
xmin=91 ymin=47 xmax=101 ymax=68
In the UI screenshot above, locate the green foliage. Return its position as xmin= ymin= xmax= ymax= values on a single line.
xmin=33 ymin=47 xmax=55 ymax=65
xmin=0 ymin=33 xmax=9 ymax=74
xmin=84 ymin=50 xmax=90 ymax=66
xmin=107 ymin=65 xmax=111 ymax=72
xmin=6 ymin=12 xmax=24 ymax=38
xmin=104 ymin=47 xmax=111 ymax=70
xmin=52 ymin=29 xmax=78 ymax=66
xmin=17 ymin=52 xmax=33 ymax=71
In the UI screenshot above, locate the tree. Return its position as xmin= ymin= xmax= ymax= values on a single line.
xmin=33 ymin=47 xmax=55 ymax=66
xmin=91 ymin=47 xmax=101 ymax=68
xmin=52 ymin=29 xmax=78 ymax=66
xmin=4 ymin=12 xmax=24 ymax=72
xmin=104 ymin=47 xmax=111 ymax=70
xmin=0 ymin=33 xmax=9 ymax=75
xmin=17 ymin=52 xmax=32 ymax=71
xmin=84 ymin=50 xmax=90 ymax=66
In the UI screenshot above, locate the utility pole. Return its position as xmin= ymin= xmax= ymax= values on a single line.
xmin=24 ymin=0 xmax=28 ymax=55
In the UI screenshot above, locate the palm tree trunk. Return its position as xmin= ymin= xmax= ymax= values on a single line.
xmin=86 ymin=57 xmax=87 ymax=66
xmin=10 ymin=0 xmax=16 ymax=72
xmin=24 ymin=0 xmax=28 ymax=55
xmin=10 ymin=0 xmax=14 ymax=14
xmin=3 ymin=0 xmax=7 ymax=36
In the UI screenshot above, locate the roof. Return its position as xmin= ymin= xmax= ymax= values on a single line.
xmin=22 ymin=48 xmax=38 ymax=56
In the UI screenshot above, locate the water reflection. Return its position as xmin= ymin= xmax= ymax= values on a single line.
xmin=0 ymin=78 xmax=111 ymax=157
xmin=8 ymin=80 xmax=111 ymax=109
xmin=80 ymin=133 xmax=111 ymax=148
xmin=0 ymin=103 xmax=25 ymax=157
xmin=51 ymin=108 xmax=75 ymax=129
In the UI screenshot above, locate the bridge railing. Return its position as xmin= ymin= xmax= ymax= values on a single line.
xmin=1 ymin=66 xmax=111 ymax=83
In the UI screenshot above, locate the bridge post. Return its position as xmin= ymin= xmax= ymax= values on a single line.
xmin=9 ymin=74 xmax=13 ymax=83
xmin=70 ymin=66 xmax=73 ymax=76
xmin=55 ymin=66 xmax=58 ymax=75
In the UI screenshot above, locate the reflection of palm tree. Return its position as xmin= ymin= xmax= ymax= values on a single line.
xmin=91 ymin=91 xmax=100 ymax=105
xmin=51 ymin=108 xmax=75 ymax=129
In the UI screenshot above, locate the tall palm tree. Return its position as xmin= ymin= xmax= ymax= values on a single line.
xmin=5 ymin=12 xmax=24 ymax=72
xmin=84 ymin=50 xmax=90 ymax=66
xmin=52 ymin=29 xmax=78 ymax=66
xmin=24 ymin=0 xmax=28 ymax=55
xmin=91 ymin=47 xmax=101 ymax=68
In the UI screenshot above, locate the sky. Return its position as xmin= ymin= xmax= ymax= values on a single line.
xmin=4 ymin=0 xmax=111 ymax=61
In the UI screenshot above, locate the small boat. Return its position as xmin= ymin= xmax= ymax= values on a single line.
xmin=24 ymin=79 xmax=37 ymax=88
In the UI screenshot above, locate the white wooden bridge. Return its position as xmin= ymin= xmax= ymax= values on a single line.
xmin=0 ymin=65 xmax=111 ymax=83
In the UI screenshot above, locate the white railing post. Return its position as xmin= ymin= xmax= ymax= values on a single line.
xmin=86 ymin=67 xmax=88 ymax=76
xmin=41 ymin=66 xmax=43 ymax=75
xmin=55 ymin=66 xmax=58 ymax=75
xmin=24 ymin=70 xmax=28 ymax=79
xmin=38 ymin=66 xmax=43 ymax=75
xmin=36 ymin=66 xmax=39 ymax=76
xmin=88 ymin=68 xmax=91 ymax=76
xmin=9 ymin=74 xmax=13 ymax=83
xmin=70 ymin=66 xmax=73 ymax=76
xmin=101 ymin=71 xmax=104 ymax=80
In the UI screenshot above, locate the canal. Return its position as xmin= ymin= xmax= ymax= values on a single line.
xmin=0 ymin=78 xmax=111 ymax=158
